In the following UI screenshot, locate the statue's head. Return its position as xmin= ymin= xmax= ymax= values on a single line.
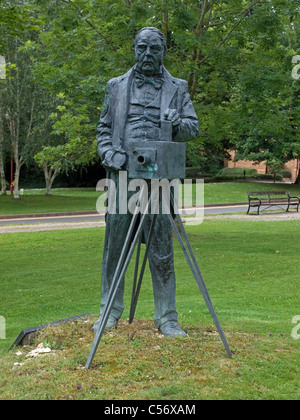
xmin=133 ymin=27 xmax=167 ymax=76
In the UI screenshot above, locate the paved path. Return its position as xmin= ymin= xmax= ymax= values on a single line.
xmin=1 ymin=204 xmax=299 ymax=233
xmin=0 ymin=204 xmax=248 ymax=225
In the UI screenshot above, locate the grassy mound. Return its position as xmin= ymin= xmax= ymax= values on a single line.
xmin=1 ymin=316 xmax=298 ymax=400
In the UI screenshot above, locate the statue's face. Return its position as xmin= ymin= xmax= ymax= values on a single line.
xmin=134 ymin=30 xmax=165 ymax=76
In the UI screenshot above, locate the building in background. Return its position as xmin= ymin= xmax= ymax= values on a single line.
xmin=225 ymin=151 xmax=299 ymax=182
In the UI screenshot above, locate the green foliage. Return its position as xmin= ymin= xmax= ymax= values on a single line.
xmin=280 ymin=169 xmax=292 ymax=178
xmin=267 ymin=158 xmax=283 ymax=175
xmin=214 ymin=167 xmax=285 ymax=181
xmin=2 ymin=0 xmax=300 ymax=186
xmin=0 ymin=0 xmax=43 ymax=51
xmin=227 ymin=0 xmax=300 ymax=165
xmin=31 ymin=0 xmax=283 ymax=173
xmin=216 ymin=167 xmax=258 ymax=178
xmin=34 ymin=145 xmax=67 ymax=173
xmin=50 ymin=101 xmax=97 ymax=167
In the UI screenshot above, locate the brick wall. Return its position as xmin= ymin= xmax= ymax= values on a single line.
xmin=225 ymin=151 xmax=299 ymax=181
xmin=283 ymin=159 xmax=299 ymax=181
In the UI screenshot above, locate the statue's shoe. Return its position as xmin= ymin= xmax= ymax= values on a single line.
xmin=93 ymin=315 xmax=118 ymax=333
xmin=159 ymin=321 xmax=187 ymax=337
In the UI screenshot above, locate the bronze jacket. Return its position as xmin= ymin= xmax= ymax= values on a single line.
xmin=96 ymin=66 xmax=199 ymax=168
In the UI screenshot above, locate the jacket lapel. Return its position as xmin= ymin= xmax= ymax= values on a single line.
xmin=112 ymin=68 xmax=134 ymax=149
xmin=160 ymin=67 xmax=178 ymax=121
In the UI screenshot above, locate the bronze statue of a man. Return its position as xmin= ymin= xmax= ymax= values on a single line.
xmin=94 ymin=27 xmax=199 ymax=337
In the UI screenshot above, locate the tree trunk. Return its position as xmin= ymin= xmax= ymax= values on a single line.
xmin=0 ymin=86 xmax=6 ymax=195
xmin=295 ymin=159 xmax=300 ymax=184
xmin=162 ymin=0 xmax=171 ymax=48
xmin=0 ymin=152 xmax=6 ymax=195
xmin=188 ymin=0 xmax=209 ymax=98
xmin=43 ymin=163 xmax=58 ymax=195
xmin=12 ymin=138 xmax=24 ymax=200
xmin=13 ymin=160 xmax=21 ymax=200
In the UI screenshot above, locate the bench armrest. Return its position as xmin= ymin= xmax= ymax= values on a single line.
xmin=248 ymin=196 xmax=262 ymax=204
xmin=288 ymin=195 xmax=300 ymax=201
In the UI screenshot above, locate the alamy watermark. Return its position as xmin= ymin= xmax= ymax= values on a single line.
xmin=0 ymin=316 xmax=6 ymax=340
xmin=291 ymin=315 xmax=300 ymax=340
xmin=0 ymin=55 xmax=6 ymax=80
xmin=96 ymin=172 xmax=204 ymax=225
xmin=292 ymin=55 xmax=300 ymax=80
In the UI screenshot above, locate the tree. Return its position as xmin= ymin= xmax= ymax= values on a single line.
xmin=0 ymin=78 xmax=6 ymax=194
xmin=226 ymin=0 xmax=300 ymax=182
xmin=34 ymin=145 xmax=67 ymax=195
xmin=34 ymin=100 xmax=98 ymax=195
xmin=31 ymin=0 xmax=268 ymax=177
xmin=0 ymin=0 xmax=35 ymax=195
xmin=3 ymin=0 xmax=298 ymax=191
xmin=0 ymin=0 xmax=41 ymax=50
xmin=3 ymin=39 xmax=38 ymax=199
xmin=0 ymin=0 xmax=47 ymax=198
xmin=1 ymin=37 xmax=65 ymax=199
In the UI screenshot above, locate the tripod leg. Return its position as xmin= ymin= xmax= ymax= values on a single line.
xmin=167 ymin=196 xmax=232 ymax=359
xmin=129 ymin=232 xmax=142 ymax=324
xmin=129 ymin=212 xmax=158 ymax=324
xmin=85 ymin=193 xmax=151 ymax=369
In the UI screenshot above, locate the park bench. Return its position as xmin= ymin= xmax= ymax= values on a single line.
xmin=247 ymin=191 xmax=300 ymax=215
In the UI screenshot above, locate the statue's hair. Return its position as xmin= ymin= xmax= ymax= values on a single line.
xmin=133 ymin=27 xmax=167 ymax=55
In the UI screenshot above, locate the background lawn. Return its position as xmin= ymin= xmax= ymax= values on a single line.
xmin=0 ymin=219 xmax=299 ymax=399
xmin=1 ymin=182 xmax=300 ymax=216
xmin=0 ymin=188 xmax=99 ymax=216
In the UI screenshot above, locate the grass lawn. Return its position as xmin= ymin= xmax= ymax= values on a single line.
xmin=0 ymin=188 xmax=99 ymax=216
xmin=0 ymin=219 xmax=299 ymax=399
xmin=1 ymin=182 xmax=300 ymax=216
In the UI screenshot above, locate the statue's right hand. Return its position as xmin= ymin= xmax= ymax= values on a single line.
xmin=103 ymin=149 xmax=127 ymax=171
xmin=111 ymin=151 xmax=127 ymax=171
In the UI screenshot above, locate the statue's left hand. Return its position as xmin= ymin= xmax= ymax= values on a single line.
xmin=164 ymin=108 xmax=181 ymax=127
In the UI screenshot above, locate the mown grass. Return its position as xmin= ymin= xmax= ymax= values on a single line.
xmin=1 ymin=182 xmax=300 ymax=215
xmin=0 ymin=188 xmax=99 ymax=215
xmin=0 ymin=219 xmax=300 ymax=399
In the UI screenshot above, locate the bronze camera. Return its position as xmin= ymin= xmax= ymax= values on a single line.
xmin=128 ymin=121 xmax=186 ymax=180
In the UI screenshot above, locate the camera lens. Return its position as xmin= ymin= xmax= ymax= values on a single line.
xmin=137 ymin=154 xmax=151 ymax=165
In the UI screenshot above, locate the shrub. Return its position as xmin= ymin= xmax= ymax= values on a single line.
xmin=185 ymin=167 xmax=201 ymax=178
xmin=254 ymin=173 xmax=283 ymax=181
xmin=215 ymin=167 xmax=258 ymax=179
xmin=280 ymin=170 xmax=292 ymax=179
